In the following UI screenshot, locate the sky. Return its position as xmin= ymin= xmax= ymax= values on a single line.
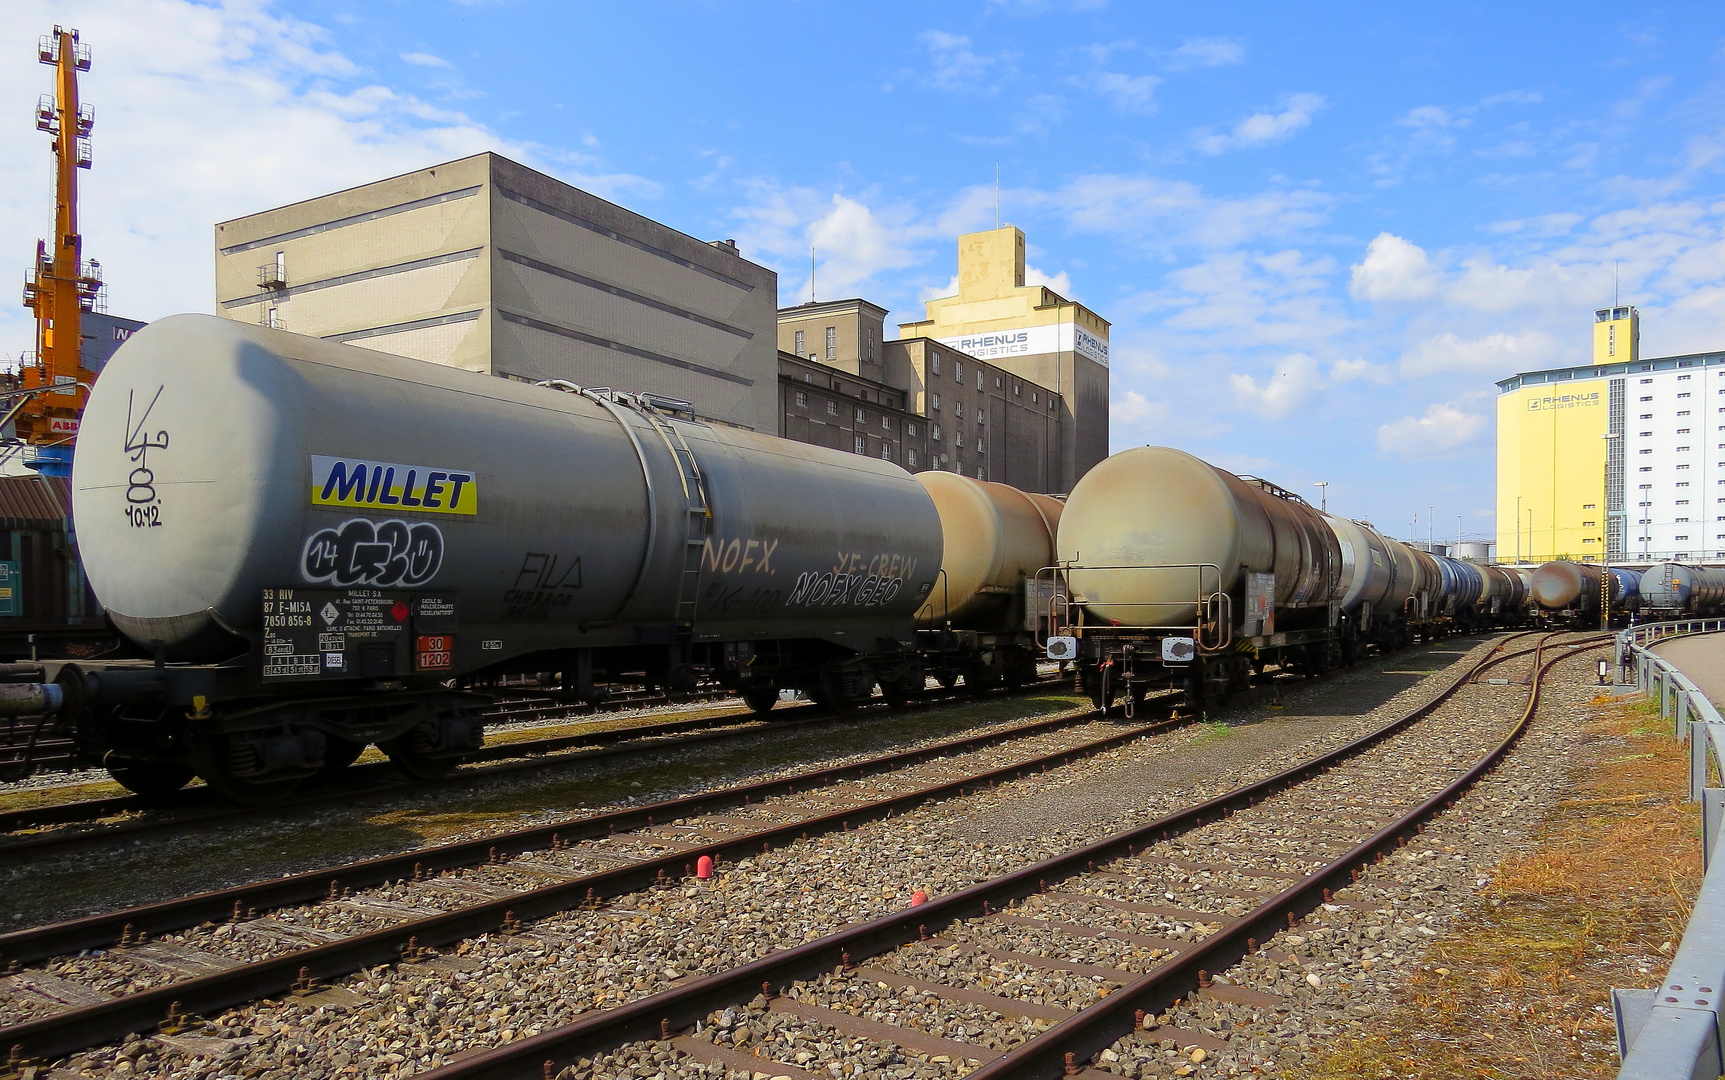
xmin=5 ymin=1 xmax=1725 ymax=544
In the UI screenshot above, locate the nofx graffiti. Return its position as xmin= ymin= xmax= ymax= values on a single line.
xmin=784 ymin=551 xmax=919 ymax=610
xmin=302 ymin=518 xmax=444 ymax=587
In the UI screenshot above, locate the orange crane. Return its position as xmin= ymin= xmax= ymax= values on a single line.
xmin=15 ymin=26 xmax=101 ymax=476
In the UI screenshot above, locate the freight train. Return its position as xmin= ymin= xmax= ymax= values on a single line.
xmin=1042 ymin=446 xmax=1528 ymax=711
xmin=0 ymin=316 xmax=1081 ymax=802
xmin=1523 ymin=559 xmax=1725 ymax=625
xmin=0 ymin=316 xmax=1538 ymax=802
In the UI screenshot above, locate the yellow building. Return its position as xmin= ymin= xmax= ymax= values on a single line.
xmin=898 ymin=226 xmax=1110 ymax=491
xmin=1493 ymin=304 xmax=1725 ymax=565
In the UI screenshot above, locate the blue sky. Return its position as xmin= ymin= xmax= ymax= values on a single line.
xmin=5 ymin=2 xmax=1725 ymax=543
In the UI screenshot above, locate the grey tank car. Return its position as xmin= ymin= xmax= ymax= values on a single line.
xmin=47 ymin=315 xmax=943 ymax=800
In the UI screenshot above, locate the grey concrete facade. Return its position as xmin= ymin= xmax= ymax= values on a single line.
xmin=214 ymin=153 xmax=778 ymax=431
xmin=777 ymin=300 xmax=1065 ymax=492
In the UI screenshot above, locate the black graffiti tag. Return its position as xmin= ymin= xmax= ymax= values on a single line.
xmin=301 ymin=518 xmax=444 ymax=587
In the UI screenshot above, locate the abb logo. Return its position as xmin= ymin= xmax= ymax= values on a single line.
xmin=415 ymin=635 xmax=454 ymax=671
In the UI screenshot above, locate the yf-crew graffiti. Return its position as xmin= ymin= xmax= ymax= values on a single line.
xmin=783 ymin=550 xmax=919 ymax=610
xmin=302 ymin=518 xmax=444 ymax=587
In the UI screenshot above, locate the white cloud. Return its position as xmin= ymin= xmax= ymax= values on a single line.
xmin=916 ymin=30 xmax=1004 ymax=92
xmin=1375 ymin=403 xmax=1486 ymax=458
xmin=1169 ymin=38 xmax=1245 ymax=69
xmin=0 ymin=0 xmax=659 ymax=357
xmin=1093 ymin=71 xmax=1160 ymax=112
xmin=1349 ymin=233 xmax=1439 ymax=301
xmin=1397 ymin=331 xmax=1556 ymax=377
xmin=1112 ymin=389 xmax=1169 ymax=427
xmin=400 ymin=51 xmax=452 ymax=68
xmin=1330 ymin=358 xmax=1391 ymax=384
xmin=1197 ymin=93 xmax=1324 ymax=154
xmin=1025 ymin=262 xmax=1072 ymax=296
xmin=1054 ymin=175 xmax=1331 ymax=250
xmin=733 ymin=187 xmax=922 ymax=304
xmin=1228 ymin=352 xmax=1323 ymax=418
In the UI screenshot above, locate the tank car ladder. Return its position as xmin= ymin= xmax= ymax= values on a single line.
xmin=639 ymin=408 xmax=712 ymax=627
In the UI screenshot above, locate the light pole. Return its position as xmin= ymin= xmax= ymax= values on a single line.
xmin=1515 ymin=495 xmax=1522 ymax=564
xmin=1314 ymin=481 xmax=1328 ymax=512
xmin=1602 ymin=432 xmax=1623 ymax=630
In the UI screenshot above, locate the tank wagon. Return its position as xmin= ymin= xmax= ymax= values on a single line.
xmin=912 ymin=473 xmax=1062 ymax=692
xmin=5 ymin=315 xmax=953 ymax=802
xmin=1041 ymin=446 xmax=1525 ymax=712
xmin=1639 ymin=562 xmax=1725 ymax=617
xmin=1529 ymin=560 xmax=1639 ymax=626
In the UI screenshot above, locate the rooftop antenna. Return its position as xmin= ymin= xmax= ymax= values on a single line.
xmin=810 ymin=245 xmax=816 ymax=303
xmin=1613 ymin=259 xmax=1620 ymax=308
xmin=994 ymin=162 xmax=1000 ymax=229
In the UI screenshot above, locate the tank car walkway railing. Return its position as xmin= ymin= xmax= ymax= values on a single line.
xmin=1612 ymin=618 xmax=1725 ymax=1078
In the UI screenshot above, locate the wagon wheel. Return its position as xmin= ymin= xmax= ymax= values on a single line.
xmin=318 ymin=737 xmax=367 ymax=777
xmin=381 ymin=726 xmax=461 ymax=780
xmin=190 ymin=743 xmax=302 ymax=806
xmin=104 ymin=759 xmax=195 ymax=798
xmin=742 ymin=684 xmax=780 ymax=716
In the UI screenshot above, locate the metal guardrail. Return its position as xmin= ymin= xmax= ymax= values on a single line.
xmin=1612 ymin=617 xmax=1725 ymax=1078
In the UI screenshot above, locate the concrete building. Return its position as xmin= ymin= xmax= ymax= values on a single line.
xmin=213 ymin=153 xmax=779 ymax=431
xmin=897 ymin=226 xmax=1110 ymax=490
xmin=778 ymin=298 xmax=1065 ymax=491
xmin=1497 ymin=305 xmax=1725 ymax=563
xmin=779 ymin=350 xmax=928 ymax=470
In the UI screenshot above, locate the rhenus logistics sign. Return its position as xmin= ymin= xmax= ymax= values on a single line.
xmin=933 ymin=323 xmax=1109 ymax=367
xmin=311 ymin=456 xmax=478 ymax=516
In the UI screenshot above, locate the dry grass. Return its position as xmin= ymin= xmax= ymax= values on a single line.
xmin=1289 ymin=695 xmax=1703 ymax=1080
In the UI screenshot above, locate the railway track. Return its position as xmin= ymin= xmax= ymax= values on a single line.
xmin=0 ymin=693 xmax=1194 ymax=1063
xmin=0 ymin=676 xmax=1073 ymax=858
xmin=381 ymin=630 xmax=1594 ymax=1080
xmin=0 ymin=633 xmax=1533 ymax=1074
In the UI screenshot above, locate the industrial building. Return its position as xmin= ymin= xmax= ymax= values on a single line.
xmin=1496 ymin=305 xmax=1725 ymax=563
xmin=897 ymin=226 xmax=1110 ymax=490
xmin=777 ymin=298 xmax=1066 ymax=491
xmin=213 ymin=153 xmax=780 ymax=432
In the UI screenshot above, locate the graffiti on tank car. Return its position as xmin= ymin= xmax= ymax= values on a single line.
xmin=501 ymin=551 xmax=583 ymax=620
xmin=301 ymin=518 xmax=443 ymax=587
xmin=783 ymin=551 xmax=919 ymax=610
xmin=700 ymin=580 xmax=784 ymax=616
xmin=700 ymin=536 xmax=779 ymax=575
xmin=121 ymin=386 xmax=170 ymax=529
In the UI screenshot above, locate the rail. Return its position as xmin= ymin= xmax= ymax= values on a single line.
xmin=1612 ymin=618 xmax=1725 ymax=1078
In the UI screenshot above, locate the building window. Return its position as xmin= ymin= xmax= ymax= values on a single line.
xmin=1583 ymin=503 xmax=1596 ymax=509
xmin=957 ymin=460 xmax=965 ymax=474
xmin=1582 ymin=521 xmax=1597 ymax=527
xmin=1640 ymin=378 xmax=1653 ymax=384
xmin=1679 ymin=464 xmax=1692 ymax=469
xmin=1014 ymin=382 xmax=1022 ymax=396
xmin=880 ymin=444 xmax=892 ymax=461
xmin=977 ymin=439 xmax=985 ymax=454
xmin=906 ymin=422 xmax=918 ymax=437
xmin=1679 ymin=446 xmax=1692 ymax=452
xmin=826 ymin=327 xmax=837 ymax=360
xmin=1679 ymin=428 xmax=1692 ymax=434
xmin=827 ymin=401 xmax=838 ymax=415
xmin=881 ymin=415 xmax=892 ymax=430
xmin=907 ymin=448 xmax=919 ymax=468
xmin=854 ymin=434 xmax=866 ymax=454
xmin=1032 ymin=392 xmax=1039 ymax=403
xmin=1680 ymin=392 xmax=1693 ymax=398
xmin=795 ymin=391 xmax=808 ymax=407
xmin=931 ymin=393 xmax=941 ymax=411
xmin=932 ymin=424 xmax=943 ymax=442
xmin=1640 ymin=431 xmax=1653 ymax=437
xmin=866 ymin=327 xmax=875 ymax=361
xmin=1679 ymin=374 xmax=1693 ymax=380
xmin=996 ymin=376 xmax=1004 ymax=389
xmin=931 ymin=352 xmax=941 ymax=375
xmin=1641 ymin=396 xmax=1653 ymax=401
xmin=795 ymin=330 xmax=805 ymax=354
xmin=1639 ymin=448 xmax=1652 ymax=454
xmin=855 ymin=406 xmax=866 ymax=422
xmin=976 ymin=410 xmax=985 ymax=425
xmin=955 ymin=400 xmax=964 ymax=418
xmin=1049 ymin=398 xmax=1055 ymax=411
xmin=977 ymin=371 xmax=984 ymax=390
xmin=1640 ymin=414 xmax=1652 ymax=419
xmin=955 ymin=361 xmax=963 ymax=381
